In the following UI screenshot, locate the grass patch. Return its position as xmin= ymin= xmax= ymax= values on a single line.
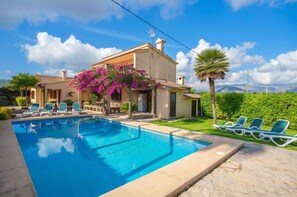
xmin=151 ymin=118 xmax=297 ymax=151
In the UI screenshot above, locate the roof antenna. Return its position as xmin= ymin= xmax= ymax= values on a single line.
xmin=147 ymin=29 xmax=155 ymax=46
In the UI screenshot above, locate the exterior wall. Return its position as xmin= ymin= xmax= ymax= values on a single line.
xmin=30 ymin=88 xmax=44 ymax=107
xmin=156 ymin=88 xmax=169 ymax=119
xmin=30 ymin=88 xmax=37 ymax=104
xmin=175 ymin=91 xmax=192 ymax=118
xmin=45 ymin=82 xmax=79 ymax=103
xmin=81 ymin=88 xmax=91 ymax=102
xmin=135 ymin=50 xmax=176 ymax=82
xmin=121 ymin=88 xmax=138 ymax=104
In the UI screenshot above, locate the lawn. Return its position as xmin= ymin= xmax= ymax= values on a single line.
xmin=151 ymin=118 xmax=297 ymax=151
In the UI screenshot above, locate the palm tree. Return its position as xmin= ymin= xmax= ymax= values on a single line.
xmin=194 ymin=48 xmax=229 ymax=124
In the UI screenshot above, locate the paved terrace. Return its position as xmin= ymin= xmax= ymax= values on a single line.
xmin=0 ymin=112 xmax=297 ymax=196
xmin=181 ymin=142 xmax=297 ymax=197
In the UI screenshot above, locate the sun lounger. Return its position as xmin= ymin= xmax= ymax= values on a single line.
xmin=244 ymin=119 xmax=290 ymax=140
xmin=213 ymin=116 xmax=247 ymax=131
xmin=22 ymin=103 xmax=40 ymax=117
xmin=260 ymin=132 xmax=297 ymax=147
xmin=40 ymin=103 xmax=53 ymax=116
xmin=57 ymin=102 xmax=68 ymax=115
xmin=72 ymin=102 xmax=82 ymax=114
xmin=227 ymin=118 xmax=264 ymax=135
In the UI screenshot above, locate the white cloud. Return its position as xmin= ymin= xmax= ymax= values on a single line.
xmin=222 ymin=42 xmax=265 ymax=68
xmin=23 ymin=32 xmax=121 ymax=72
xmin=37 ymin=138 xmax=74 ymax=158
xmin=0 ymin=0 xmax=197 ymax=28
xmin=225 ymin=0 xmax=297 ymax=11
xmin=249 ymin=50 xmax=297 ymax=84
xmin=176 ymin=39 xmax=264 ymax=90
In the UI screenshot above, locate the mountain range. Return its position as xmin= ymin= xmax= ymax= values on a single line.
xmin=216 ymin=84 xmax=297 ymax=93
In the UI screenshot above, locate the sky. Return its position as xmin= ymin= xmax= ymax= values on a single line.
xmin=0 ymin=0 xmax=297 ymax=90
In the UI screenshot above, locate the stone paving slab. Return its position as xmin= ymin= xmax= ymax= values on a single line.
xmin=181 ymin=142 xmax=297 ymax=197
xmin=0 ymin=120 xmax=37 ymax=197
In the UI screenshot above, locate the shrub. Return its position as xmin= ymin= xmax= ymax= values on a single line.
xmin=217 ymin=93 xmax=244 ymax=120
xmin=15 ymin=96 xmax=27 ymax=107
xmin=50 ymin=99 xmax=57 ymax=104
xmin=0 ymin=107 xmax=13 ymax=118
xmin=0 ymin=111 xmax=9 ymax=120
xmin=63 ymin=99 xmax=74 ymax=105
xmin=83 ymin=101 xmax=90 ymax=105
xmin=90 ymin=93 xmax=99 ymax=105
xmin=121 ymin=102 xmax=137 ymax=113
xmin=201 ymin=92 xmax=297 ymax=129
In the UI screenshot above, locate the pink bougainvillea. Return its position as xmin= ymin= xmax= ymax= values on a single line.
xmin=69 ymin=64 xmax=159 ymax=95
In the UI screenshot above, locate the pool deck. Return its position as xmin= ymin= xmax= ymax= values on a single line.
xmin=181 ymin=141 xmax=297 ymax=197
xmin=1 ymin=113 xmax=296 ymax=196
xmin=0 ymin=119 xmax=37 ymax=196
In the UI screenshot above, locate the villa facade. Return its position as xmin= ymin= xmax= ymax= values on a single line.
xmin=30 ymin=71 xmax=83 ymax=107
xmin=30 ymin=38 xmax=201 ymax=118
xmin=91 ymin=38 xmax=201 ymax=118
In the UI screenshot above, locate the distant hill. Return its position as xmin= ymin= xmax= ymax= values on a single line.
xmin=285 ymin=87 xmax=297 ymax=92
xmin=0 ymin=79 xmax=9 ymax=88
xmin=217 ymin=86 xmax=246 ymax=93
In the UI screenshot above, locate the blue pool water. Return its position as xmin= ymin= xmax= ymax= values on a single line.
xmin=12 ymin=117 xmax=210 ymax=196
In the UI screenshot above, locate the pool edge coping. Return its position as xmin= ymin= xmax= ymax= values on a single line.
xmin=0 ymin=119 xmax=37 ymax=196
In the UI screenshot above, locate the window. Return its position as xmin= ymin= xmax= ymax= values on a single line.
xmin=111 ymin=91 xmax=122 ymax=101
xmin=31 ymin=91 xmax=35 ymax=99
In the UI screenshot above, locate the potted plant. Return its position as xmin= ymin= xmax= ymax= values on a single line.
xmin=50 ymin=99 xmax=57 ymax=108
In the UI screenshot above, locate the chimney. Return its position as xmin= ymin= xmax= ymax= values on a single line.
xmin=61 ymin=70 xmax=67 ymax=81
xmin=177 ymin=75 xmax=185 ymax=85
xmin=155 ymin=38 xmax=165 ymax=53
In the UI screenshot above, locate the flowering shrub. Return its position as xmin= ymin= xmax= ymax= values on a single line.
xmin=70 ymin=64 xmax=158 ymax=95
xmin=69 ymin=64 xmax=159 ymax=116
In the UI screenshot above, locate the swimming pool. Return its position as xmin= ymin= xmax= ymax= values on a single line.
xmin=12 ymin=117 xmax=210 ymax=196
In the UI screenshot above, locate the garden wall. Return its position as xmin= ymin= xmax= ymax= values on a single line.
xmin=201 ymin=92 xmax=297 ymax=129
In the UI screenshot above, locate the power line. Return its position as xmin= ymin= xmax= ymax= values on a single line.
xmin=110 ymin=0 xmax=198 ymax=55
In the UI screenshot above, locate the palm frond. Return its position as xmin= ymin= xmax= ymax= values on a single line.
xmin=194 ymin=48 xmax=229 ymax=82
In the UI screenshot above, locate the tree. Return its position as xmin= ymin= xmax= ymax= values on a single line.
xmin=194 ymin=49 xmax=229 ymax=124
xmin=188 ymin=88 xmax=198 ymax=94
xmin=7 ymin=73 xmax=40 ymax=105
xmin=70 ymin=64 xmax=158 ymax=117
xmin=217 ymin=93 xmax=244 ymax=120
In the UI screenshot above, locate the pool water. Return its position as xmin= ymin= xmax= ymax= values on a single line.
xmin=12 ymin=117 xmax=210 ymax=196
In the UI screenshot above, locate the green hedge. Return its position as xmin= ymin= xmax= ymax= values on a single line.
xmin=201 ymin=92 xmax=297 ymax=129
